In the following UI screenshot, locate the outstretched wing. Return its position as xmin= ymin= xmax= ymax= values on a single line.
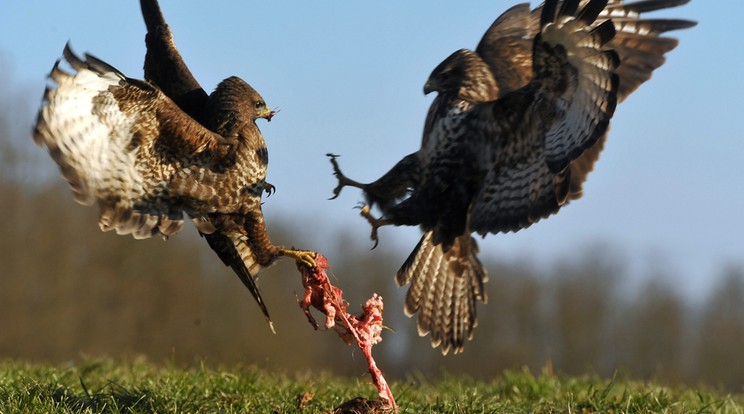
xmin=478 ymin=0 xmax=695 ymax=102
xmin=476 ymin=3 xmax=537 ymax=96
xmin=140 ymin=0 xmax=208 ymax=118
xmin=476 ymin=0 xmax=695 ymax=201
xmin=34 ymin=45 xmax=233 ymax=239
xmin=470 ymin=0 xmax=619 ymax=235
xmin=601 ymin=0 xmax=696 ymax=100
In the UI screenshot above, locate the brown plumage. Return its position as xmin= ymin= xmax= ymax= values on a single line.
xmin=330 ymin=0 xmax=695 ymax=354
xmin=33 ymin=0 xmax=316 ymax=332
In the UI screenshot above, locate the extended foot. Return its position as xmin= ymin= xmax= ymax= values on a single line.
xmin=280 ymin=248 xmax=317 ymax=270
xmin=327 ymin=153 xmax=367 ymax=200
xmin=356 ymin=204 xmax=392 ymax=249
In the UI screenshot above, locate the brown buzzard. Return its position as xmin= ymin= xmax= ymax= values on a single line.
xmin=33 ymin=0 xmax=315 ymax=331
xmin=330 ymin=0 xmax=695 ymax=354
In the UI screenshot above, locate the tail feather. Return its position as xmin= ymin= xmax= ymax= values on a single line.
xmin=397 ymin=231 xmax=487 ymax=355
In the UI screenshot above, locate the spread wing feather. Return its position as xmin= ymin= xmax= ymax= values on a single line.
xmin=478 ymin=0 xmax=696 ymax=102
xmin=34 ymin=44 xmax=232 ymax=239
xmin=541 ymin=19 xmax=619 ymax=172
xmin=470 ymin=0 xmax=618 ymax=235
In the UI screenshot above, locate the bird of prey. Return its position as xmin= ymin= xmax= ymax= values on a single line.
xmin=329 ymin=0 xmax=695 ymax=355
xmin=33 ymin=0 xmax=316 ymax=331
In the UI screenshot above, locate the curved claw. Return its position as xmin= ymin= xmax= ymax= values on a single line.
xmin=358 ymin=204 xmax=389 ymax=250
xmin=329 ymin=189 xmax=342 ymax=201
xmin=263 ymin=182 xmax=276 ymax=197
xmin=370 ymin=235 xmax=380 ymax=250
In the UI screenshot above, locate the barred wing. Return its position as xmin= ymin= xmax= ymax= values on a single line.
xmin=476 ymin=1 xmax=695 ymax=199
xmin=34 ymin=45 xmax=232 ymax=239
xmin=602 ymin=0 xmax=696 ymax=100
xmin=470 ymin=0 xmax=619 ymax=235
xmin=478 ymin=0 xmax=695 ymax=102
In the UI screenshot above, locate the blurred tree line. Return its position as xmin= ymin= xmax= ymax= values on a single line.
xmin=1 ymin=67 xmax=743 ymax=392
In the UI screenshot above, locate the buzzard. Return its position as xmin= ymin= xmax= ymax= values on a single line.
xmin=330 ymin=0 xmax=695 ymax=354
xmin=33 ymin=0 xmax=316 ymax=331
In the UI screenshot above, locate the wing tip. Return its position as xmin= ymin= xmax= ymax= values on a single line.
xmin=540 ymin=0 xmax=559 ymax=27
xmin=578 ymin=0 xmax=610 ymax=25
xmin=140 ymin=0 xmax=168 ymax=32
xmin=62 ymin=42 xmax=86 ymax=71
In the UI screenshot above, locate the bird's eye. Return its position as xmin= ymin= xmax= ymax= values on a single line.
xmin=255 ymin=101 xmax=265 ymax=109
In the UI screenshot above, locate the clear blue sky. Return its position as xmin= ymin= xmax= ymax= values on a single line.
xmin=0 ymin=1 xmax=740 ymax=298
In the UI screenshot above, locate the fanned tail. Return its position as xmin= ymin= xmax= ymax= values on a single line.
xmin=396 ymin=231 xmax=487 ymax=355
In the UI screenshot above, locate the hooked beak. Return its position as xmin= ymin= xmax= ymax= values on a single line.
xmin=424 ymin=80 xmax=436 ymax=95
xmin=258 ymin=106 xmax=277 ymax=122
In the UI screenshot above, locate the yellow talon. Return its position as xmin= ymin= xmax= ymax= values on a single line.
xmin=280 ymin=248 xmax=317 ymax=269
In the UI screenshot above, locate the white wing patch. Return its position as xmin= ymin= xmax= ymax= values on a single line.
xmin=34 ymin=46 xmax=183 ymax=239
xmin=36 ymin=63 xmax=141 ymax=206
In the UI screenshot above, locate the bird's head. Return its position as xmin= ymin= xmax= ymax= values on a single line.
xmin=252 ymin=97 xmax=275 ymax=122
xmin=424 ymin=49 xmax=498 ymax=102
xmin=206 ymin=76 xmax=275 ymax=136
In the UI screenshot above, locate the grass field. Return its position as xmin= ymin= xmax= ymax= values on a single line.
xmin=2 ymin=357 xmax=743 ymax=413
